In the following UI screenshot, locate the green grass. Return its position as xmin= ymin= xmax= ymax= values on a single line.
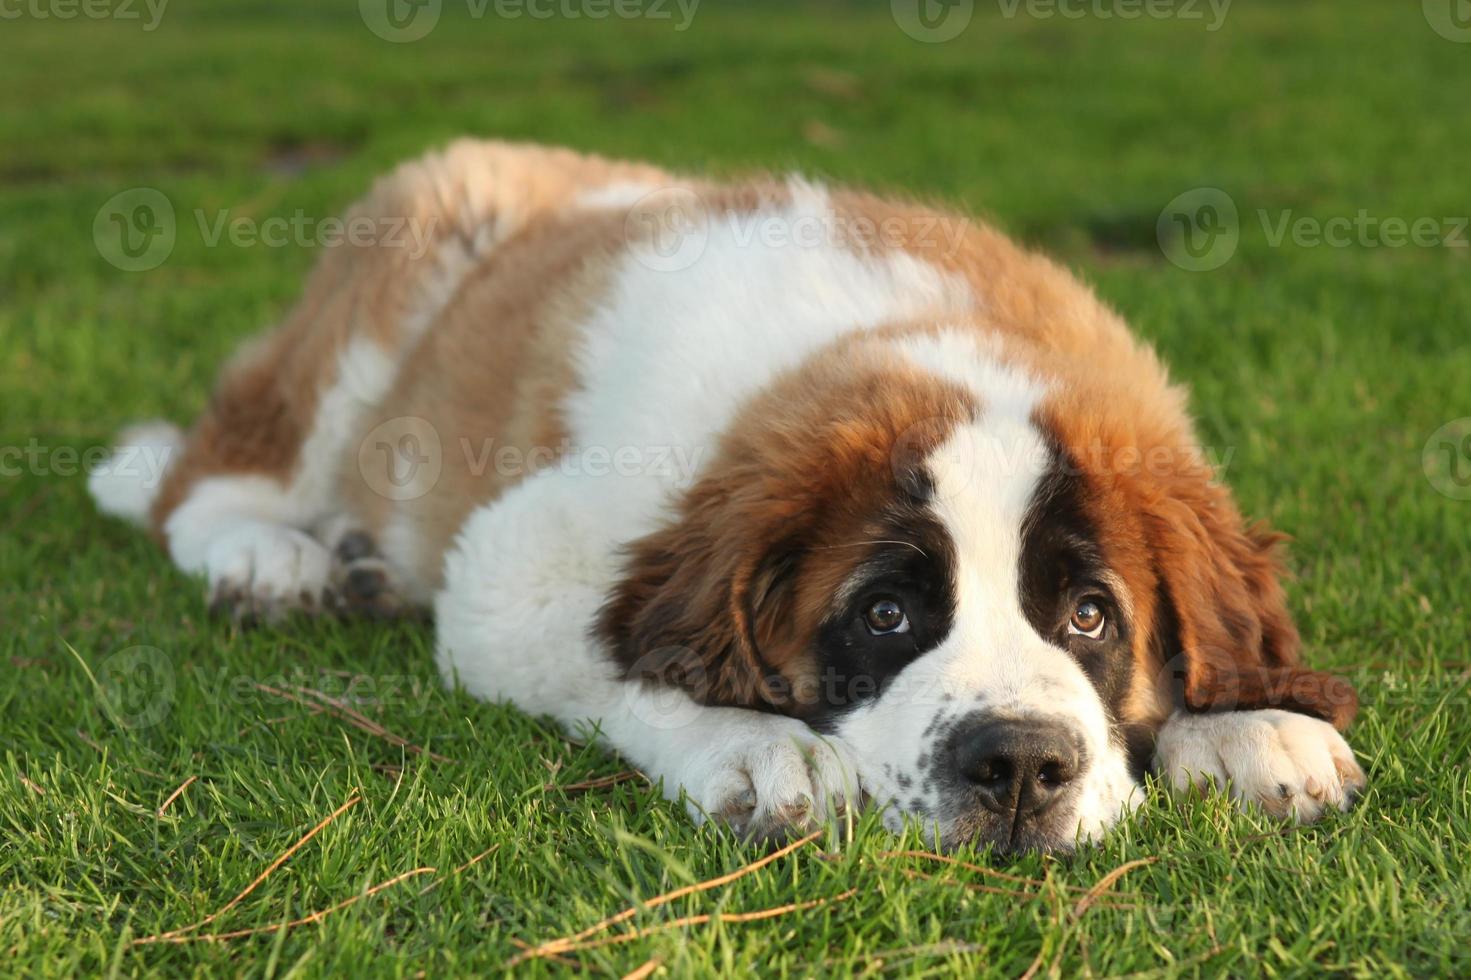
xmin=3 ymin=1 xmax=1470 ymax=975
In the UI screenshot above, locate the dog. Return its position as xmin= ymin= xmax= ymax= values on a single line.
xmin=89 ymin=140 xmax=1365 ymax=852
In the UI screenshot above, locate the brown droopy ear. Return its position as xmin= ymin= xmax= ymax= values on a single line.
xmin=594 ymin=473 xmax=807 ymax=712
xmin=1145 ymin=476 xmax=1358 ymax=731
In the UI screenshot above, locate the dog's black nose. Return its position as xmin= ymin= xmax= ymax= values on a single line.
xmin=954 ymin=719 xmax=1084 ymax=817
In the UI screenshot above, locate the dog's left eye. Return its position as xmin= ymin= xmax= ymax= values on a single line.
xmin=863 ymin=598 xmax=910 ymax=635
xmin=1068 ymin=599 xmax=1106 ymax=639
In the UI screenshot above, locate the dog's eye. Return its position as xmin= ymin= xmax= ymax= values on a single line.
xmin=863 ymin=598 xmax=910 ymax=635
xmin=1068 ymin=599 xmax=1106 ymax=639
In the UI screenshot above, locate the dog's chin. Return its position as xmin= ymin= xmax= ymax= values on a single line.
xmin=934 ymin=805 xmax=1089 ymax=856
xmin=943 ymin=826 xmax=1080 ymax=857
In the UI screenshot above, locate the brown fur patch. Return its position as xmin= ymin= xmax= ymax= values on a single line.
xmin=152 ymin=140 xmax=671 ymax=552
xmin=1036 ymin=381 xmax=1357 ymax=732
xmin=596 ymin=336 xmax=975 ymax=714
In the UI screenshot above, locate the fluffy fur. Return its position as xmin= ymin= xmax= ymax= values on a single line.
xmin=92 ymin=140 xmax=1365 ymax=851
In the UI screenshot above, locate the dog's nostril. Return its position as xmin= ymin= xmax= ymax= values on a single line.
xmin=973 ymin=756 xmax=1012 ymax=790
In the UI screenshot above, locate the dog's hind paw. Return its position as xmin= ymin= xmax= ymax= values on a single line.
xmin=327 ymin=529 xmax=420 ymax=620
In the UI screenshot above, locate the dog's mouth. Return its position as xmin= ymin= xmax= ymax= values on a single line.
xmin=935 ymin=796 xmax=1090 ymax=855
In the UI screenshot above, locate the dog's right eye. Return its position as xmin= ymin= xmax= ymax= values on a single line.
xmin=1067 ymin=598 xmax=1107 ymax=639
xmin=863 ymin=597 xmax=910 ymax=635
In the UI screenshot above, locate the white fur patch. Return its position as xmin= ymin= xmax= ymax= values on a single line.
xmin=565 ymin=180 xmax=976 ymax=482
xmin=574 ymin=181 xmax=669 ymax=212
xmin=87 ymin=420 xmax=184 ymax=526
xmin=291 ymin=339 xmax=398 ymax=520
xmin=436 ymin=470 xmax=864 ymax=836
xmin=163 ymin=475 xmax=299 ymax=574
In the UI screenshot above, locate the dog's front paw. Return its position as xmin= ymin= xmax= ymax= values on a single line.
xmin=204 ymin=522 xmax=334 ymax=624
xmin=684 ymin=718 xmax=864 ymax=844
xmin=1154 ymin=709 xmax=1366 ymax=823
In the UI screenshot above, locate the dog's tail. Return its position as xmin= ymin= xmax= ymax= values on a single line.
xmin=87 ymin=420 xmax=185 ymax=528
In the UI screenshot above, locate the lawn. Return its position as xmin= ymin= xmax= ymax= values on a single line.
xmin=3 ymin=0 xmax=1470 ymax=975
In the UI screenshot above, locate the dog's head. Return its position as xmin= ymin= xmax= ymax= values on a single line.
xmin=598 ymin=328 xmax=1356 ymax=852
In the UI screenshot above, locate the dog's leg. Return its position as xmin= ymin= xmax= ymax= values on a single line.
xmin=93 ymin=140 xmax=669 ymax=622
xmin=435 ymin=468 xmax=865 ymax=841
xmin=1153 ymin=709 xmax=1367 ymax=822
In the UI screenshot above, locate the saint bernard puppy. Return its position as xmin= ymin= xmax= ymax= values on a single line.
xmin=90 ymin=140 xmax=1366 ymax=852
